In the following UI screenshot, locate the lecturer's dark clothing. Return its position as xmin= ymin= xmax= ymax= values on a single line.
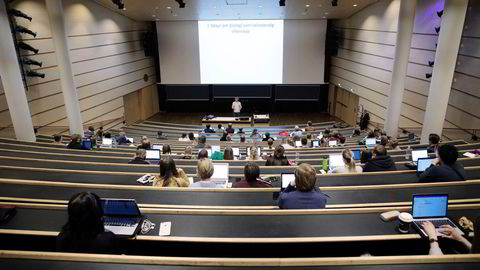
xmin=363 ymin=155 xmax=396 ymax=172
xmin=56 ymin=230 xmax=120 ymax=254
xmin=278 ymin=185 xmax=327 ymax=209
xmin=129 ymin=157 xmax=150 ymax=164
xmin=419 ymin=163 xmax=466 ymax=182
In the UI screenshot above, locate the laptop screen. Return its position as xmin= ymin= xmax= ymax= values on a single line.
xmin=145 ymin=149 xmax=160 ymax=160
xmin=232 ymin=147 xmax=240 ymax=156
xmin=102 ymin=138 xmax=112 ymax=145
xmin=366 ymin=138 xmax=376 ymax=147
xmin=412 ymin=149 xmax=428 ymax=162
xmin=126 ymin=137 xmax=134 ymax=143
xmin=417 ymin=158 xmax=434 ymax=173
xmin=312 ymin=140 xmax=319 ymax=147
xmin=329 ymin=140 xmax=337 ymax=147
xmin=329 ymin=154 xmax=344 ymax=169
xmin=211 ymin=163 xmax=229 ymax=180
xmin=211 ymin=145 xmax=220 ymax=153
xmin=412 ymin=194 xmax=448 ymax=218
xmin=281 ymin=173 xmax=295 ymax=188
xmin=152 ymin=144 xmax=163 ymax=151
xmin=101 ymin=199 xmax=141 ymax=216
xmin=207 ymin=149 xmax=212 ymax=157
xmin=351 ymin=150 xmax=361 ymax=160
xmin=295 ymin=141 xmax=302 ymax=147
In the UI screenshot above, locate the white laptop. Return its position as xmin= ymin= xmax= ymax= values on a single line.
xmin=193 ymin=133 xmax=199 ymax=138
xmin=232 ymin=147 xmax=240 ymax=156
xmin=145 ymin=149 xmax=160 ymax=160
xmin=152 ymin=144 xmax=163 ymax=151
xmin=412 ymin=149 xmax=428 ymax=163
xmin=295 ymin=141 xmax=302 ymax=147
xmin=281 ymin=173 xmax=295 ymax=190
xmin=102 ymin=138 xmax=112 ymax=146
xmin=207 ymin=149 xmax=212 ymax=158
xmin=328 ymin=140 xmax=337 ymax=147
xmin=411 ymin=194 xmax=464 ymax=238
xmin=101 ymin=199 xmax=142 ymax=237
xmin=365 ymin=138 xmax=376 ymax=148
xmin=126 ymin=137 xmax=134 ymax=143
xmin=211 ymin=163 xmax=229 ymax=188
xmin=329 ymin=154 xmax=344 ymax=170
xmin=211 ymin=145 xmax=221 ymax=153
xmin=312 ymin=140 xmax=320 ymax=148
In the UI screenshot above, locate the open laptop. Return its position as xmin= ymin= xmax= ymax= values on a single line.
xmin=328 ymin=140 xmax=337 ymax=147
xmin=145 ymin=149 xmax=160 ymax=161
xmin=311 ymin=140 xmax=320 ymax=148
xmin=295 ymin=140 xmax=302 ymax=147
xmin=365 ymin=138 xmax=376 ymax=148
xmin=211 ymin=163 xmax=229 ymax=188
xmin=152 ymin=144 xmax=163 ymax=151
xmin=232 ymin=147 xmax=240 ymax=157
xmin=102 ymin=138 xmax=113 ymax=146
xmin=211 ymin=145 xmax=221 ymax=154
xmin=281 ymin=173 xmax=295 ymax=191
xmin=126 ymin=137 xmax=134 ymax=144
xmin=416 ymin=157 xmax=435 ymax=174
xmin=101 ymin=199 xmax=142 ymax=237
xmin=351 ymin=150 xmax=361 ymax=161
xmin=207 ymin=149 xmax=212 ymax=158
xmin=412 ymin=149 xmax=428 ymax=164
xmin=411 ymin=194 xmax=464 ymax=238
xmin=329 ymin=154 xmax=344 ymax=171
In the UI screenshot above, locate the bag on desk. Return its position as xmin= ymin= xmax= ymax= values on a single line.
xmin=137 ymin=174 xmax=155 ymax=184
xmin=0 ymin=206 xmax=17 ymax=225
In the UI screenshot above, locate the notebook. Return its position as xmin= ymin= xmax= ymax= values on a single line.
xmin=411 ymin=194 xmax=463 ymax=238
xmin=295 ymin=141 xmax=302 ymax=147
xmin=101 ymin=199 xmax=142 ymax=237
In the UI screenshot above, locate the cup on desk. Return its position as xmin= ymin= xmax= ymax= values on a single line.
xmin=397 ymin=212 xmax=413 ymax=234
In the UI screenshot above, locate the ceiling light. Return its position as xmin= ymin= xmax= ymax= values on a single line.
xmin=353 ymin=4 xmax=357 ymax=7
xmin=166 ymin=6 xmax=171 ymax=9
xmin=305 ymin=4 xmax=310 ymax=7
xmin=173 ymin=14 xmax=177 ymax=16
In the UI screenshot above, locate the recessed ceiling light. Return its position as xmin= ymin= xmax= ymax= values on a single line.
xmin=353 ymin=4 xmax=358 ymax=7
xmin=166 ymin=6 xmax=171 ymax=9
xmin=305 ymin=4 xmax=310 ymax=7
xmin=152 ymin=14 xmax=156 ymax=17
xmin=173 ymin=14 xmax=177 ymax=16
xmin=324 ymin=12 xmax=329 ymax=15
xmin=258 ymin=5 xmax=262 ymax=8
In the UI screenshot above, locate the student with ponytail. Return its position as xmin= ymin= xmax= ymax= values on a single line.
xmin=330 ymin=149 xmax=363 ymax=173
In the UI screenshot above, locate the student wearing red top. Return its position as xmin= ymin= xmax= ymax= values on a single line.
xmin=233 ymin=163 xmax=272 ymax=188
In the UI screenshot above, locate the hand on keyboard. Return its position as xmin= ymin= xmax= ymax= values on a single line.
xmin=438 ymin=225 xmax=463 ymax=241
xmin=421 ymin=221 xmax=438 ymax=240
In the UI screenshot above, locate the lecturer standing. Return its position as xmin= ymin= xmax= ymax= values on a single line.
xmin=232 ymin=97 xmax=242 ymax=118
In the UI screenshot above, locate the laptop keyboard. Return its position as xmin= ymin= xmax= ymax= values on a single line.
xmin=414 ymin=219 xmax=456 ymax=228
xmin=104 ymin=217 xmax=138 ymax=227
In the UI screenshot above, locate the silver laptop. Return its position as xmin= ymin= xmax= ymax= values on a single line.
xmin=152 ymin=144 xmax=163 ymax=151
xmin=416 ymin=157 xmax=435 ymax=174
xmin=329 ymin=154 xmax=344 ymax=171
xmin=145 ymin=149 xmax=160 ymax=160
xmin=365 ymin=138 xmax=376 ymax=148
xmin=281 ymin=173 xmax=295 ymax=190
xmin=411 ymin=194 xmax=464 ymax=238
xmin=412 ymin=149 xmax=428 ymax=164
xmin=101 ymin=199 xmax=142 ymax=237
xmin=211 ymin=163 xmax=229 ymax=188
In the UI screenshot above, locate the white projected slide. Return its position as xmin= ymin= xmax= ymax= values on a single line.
xmin=198 ymin=20 xmax=284 ymax=84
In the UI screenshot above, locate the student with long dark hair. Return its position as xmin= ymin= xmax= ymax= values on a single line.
xmin=265 ymin=145 xmax=289 ymax=166
xmin=153 ymin=158 xmax=189 ymax=187
xmin=57 ymin=192 xmax=119 ymax=254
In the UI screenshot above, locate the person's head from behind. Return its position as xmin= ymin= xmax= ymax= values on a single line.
xmin=224 ymin=146 xmax=234 ymax=160
xmin=197 ymin=158 xmax=214 ymax=180
xmin=360 ymin=149 xmax=371 ymax=163
xmin=267 ymin=138 xmax=274 ymax=148
xmin=70 ymin=134 xmax=81 ymax=143
xmin=274 ymin=145 xmax=285 ymax=160
xmin=295 ymin=126 xmax=300 ymax=131
xmin=88 ymin=126 xmax=94 ymax=132
xmin=135 ymin=148 xmax=146 ymax=160
xmin=54 ymin=134 xmax=62 ymax=143
xmin=157 ymin=131 xmax=163 ymax=136
xmin=181 ymin=133 xmax=187 ymax=139
xmin=380 ymin=136 xmax=388 ymax=146
xmin=119 ymin=131 xmax=126 ymax=137
xmin=227 ymin=135 xmax=232 ymax=141
xmin=188 ymin=132 xmax=195 ymax=141
xmin=141 ymin=139 xmax=151 ymax=149
xmin=228 ymin=123 xmax=233 ymax=129
xmin=367 ymin=131 xmax=375 ymax=138
xmin=373 ymin=145 xmax=387 ymax=157
xmin=64 ymin=192 xmax=103 ymax=236
xmin=198 ymin=135 xmax=206 ymax=144
xmin=265 ymin=132 xmax=270 ymax=139
xmin=339 ymin=136 xmax=346 ymax=144
xmin=342 ymin=149 xmax=356 ymax=172
xmin=307 ymin=134 xmax=312 ymax=140
xmin=307 ymin=121 xmax=312 ymax=127
xmin=471 ymin=216 xmax=480 ymax=253
xmin=206 ymin=124 xmax=211 ymax=130
xmin=218 ymin=124 xmax=222 ymax=130
xmin=324 ymin=129 xmax=330 ymax=135
xmin=287 ymin=137 xmax=294 ymax=147
xmin=429 ymin=133 xmax=440 ymax=145
xmin=198 ymin=149 xmax=208 ymax=159
xmin=221 ymin=130 xmax=228 ymax=139
xmin=244 ymin=163 xmax=260 ymax=183
xmin=252 ymin=128 xmax=258 ymax=135
xmin=353 ymin=129 xmax=361 ymax=136
xmin=240 ymin=135 xmax=246 ymax=143
xmin=294 ymin=163 xmax=317 ymax=192
xmin=184 ymin=146 xmax=192 ymax=155
xmin=238 ymin=128 xmax=243 ymax=133
xmin=301 ymin=137 xmax=308 ymax=146
xmin=162 ymin=144 xmax=171 ymax=155
xmin=160 ymin=157 xmax=178 ymax=181
xmin=436 ymin=144 xmax=458 ymax=165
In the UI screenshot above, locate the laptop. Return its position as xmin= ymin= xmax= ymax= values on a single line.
xmin=102 ymin=138 xmax=113 ymax=146
xmin=211 ymin=163 xmax=229 ymax=188
xmin=329 ymin=154 xmax=344 ymax=170
xmin=351 ymin=150 xmax=361 ymax=160
xmin=232 ymin=147 xmax=240 ymax=157
xmin=416 ymin=157 xmax=435 ymax=174
xmin=328 ymin=140 xmax=337 ymax=147
xmin=207 ymin=149 xmax=212 ymax=158
xmin=101 ymin=199 xmax=143 ymax=237
xmin=281 ymin=173 xmax=295 ymax=191
xmin=82 ymin=140 xmax=93 ymax=150
xmin=295 ymin=141 xmax=302 ymax=147
xmin=412 ymin=149 xmax=428 ymax=163
xmin=365 ymin=138 xmax=376 ymax=148
xmin=411 ymin=194 xmax=464 ymax=238
xmin=312 ymin=140 xmax=319 ymax=148
xmin=152 ymin=144 xmax=163 ymax=151
xmin=145 ymin=149 xmax=160 ymax=161
xmin=211 ymin=145 xmax=221 ymax=153
xmin=126 ymin=137 xmax=134 ymax=144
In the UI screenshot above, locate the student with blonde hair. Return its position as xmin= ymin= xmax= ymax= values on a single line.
xmin=191 ymin=159 xmax=216 ymax=188
xmin=330 ymin=149 xmax=363 ymax=174
xmin=248 ymin=146 xmax=261 ymax=161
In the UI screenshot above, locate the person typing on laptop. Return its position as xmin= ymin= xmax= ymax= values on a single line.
xmin=233 ymin=163 xmax=272 ymax=188
xmin=57 ymin=192 xmax=120 ymax=254
xmin=419 ymin=144 xmax=466 ymax=182
xmin=422 ymin=216 xmax=480 ymax=255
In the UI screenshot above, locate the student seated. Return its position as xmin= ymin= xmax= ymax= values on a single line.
xmin=281 ymin=138 xmax=295 ymax=149
xmin=290 ymin=126 xmax=303 ymax=138
xmin=204 ymin=124 xmax=215 ymax=133
xmin=95 ymin=127 xmax=104 ymax=139
xmin=360 ymin=149 xmax=372 ymax=164
xmin=157 ymin=131 xmax=167 ymax=140
xmin=419 ymin=144 xmax=466 ymax=182
xmin=330 ymin=149 xmax=363 ymax=173
xmin=195 ymin=135 xmax=210 ymax=149
xmin=223 ymin=146 xmax=234 ymax=160
xmin=338 ymin=136 xmax=346 ymax=146
xmin=305 ymin=121 xmax=315 ymax=133
xmin=278 ymin=163 xmax=327 ymax=209
xmin=188 ymin=132 xmax=196 ymax=143
xmin=351 ymin=129 xmax=361 ymax=137
xmin=220 ymin=130 xmax=228 ymax=142
xmin=239 ymin=135 xmax=246 ymax=143
xmin=67 ymin=134 xmax=84 ymax=149
xmin=216 ymin=124 xmax=224 ymax=133
xmin=179 ymin=133 xmax=190 ymax=142
xmin=233 ymin=163 xmax=272 ymax=188
xmin=129 ymin=149 xmax=150 ymax=164
xmin=153 ymin=158 xmax=189 ymax=187
xmin=262 ymin=132 xmax=274 ymax=142
xmin=53 ymin=134 xmax=63 ymax=145
xmin=250 ymin=129 xmax=262 ymax=141
xmin=363 ymin=145 xmax=396 ymax=172
xmin=197 ymin=149 xmax=209 ymax=159
xmin=264 ymin=138 xmax=274 ymax=150
xmin=136 ymin=139 xmax=151 ymax=150
xmin=191 ymin=159 xmax=216 ymax=188
xmin=182 ymin=146 xmax=194 ymax=159
xmin=427 ymin=133 xmax=441 ymax=153
xmin=84 ymin=126 xmax=95 ymax=139
xmin=301 ymin=137 xmax=308 ymax=148
xmin=422 ymin=216 xmax=479 ymax=255
xmin=57 ymin=192 xmax=119 ymax=254
xmin=116 ymin=132 xmax=131 ymax=145
xmin=225 ymin=123 xmax=235 ymax=134
xmin=162 ymin=144 xmax=172 ymax=155
xmin=265 ymin=145 xmax=289 ymax=166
